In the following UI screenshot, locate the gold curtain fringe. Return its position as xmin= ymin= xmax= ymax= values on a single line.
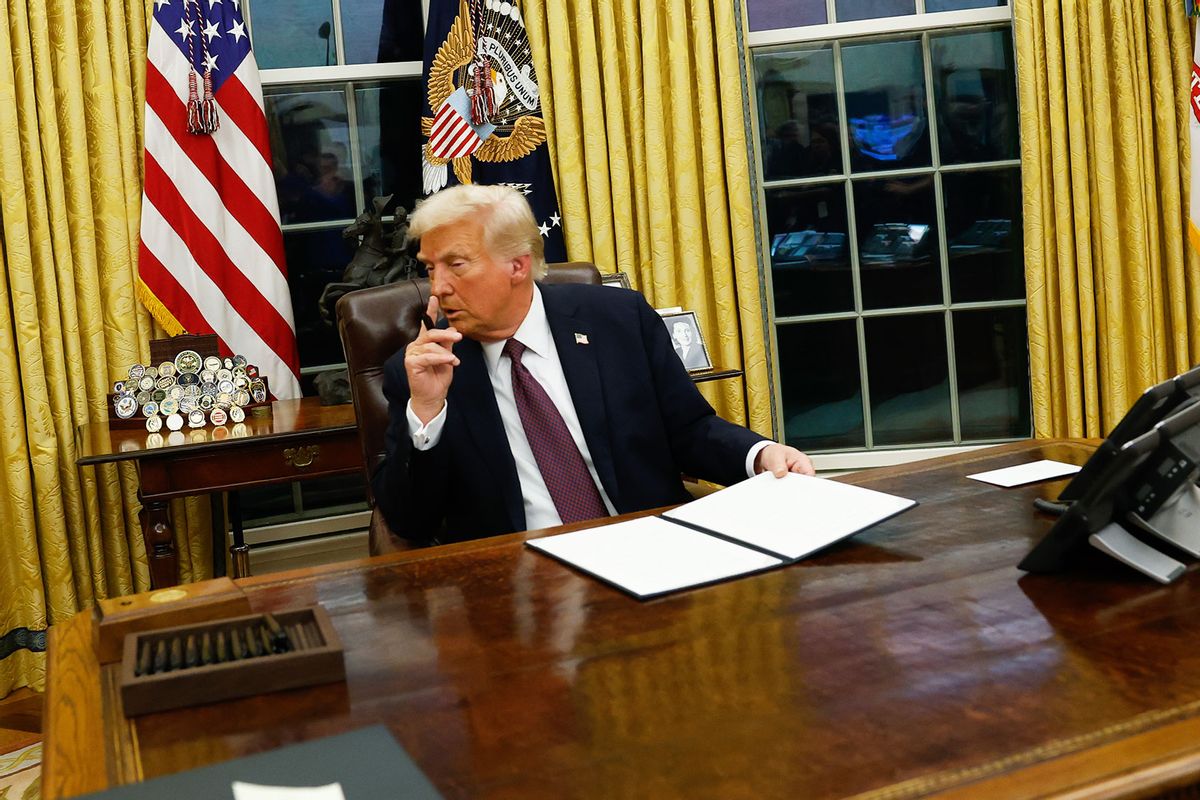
xmin=136 ymin=279 xmax=186 ymax=337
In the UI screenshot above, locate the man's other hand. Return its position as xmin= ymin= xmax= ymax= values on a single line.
xmin=754 ymin=443 xmax=815 ymax=478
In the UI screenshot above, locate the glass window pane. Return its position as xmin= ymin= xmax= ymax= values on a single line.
xmin=343 ymin=0 xmax=423 ymax=64
xmin=944 ymin=168 xmax=1023 ymax=302
xmin=778 ymin=320 xmax=865 ymax=450
xmin=250 ymin=0 xmax=334 ymax=69
xmin=766 ymin=185 xmax=853 ymax=316
xmin=755 ymin=47 xmax=843 ymax=181
xmin=283 ymin=229 xmax=358 ymax=370
xmin=854 ymin=176 xmax=941 ymax=309
xmin=747 ymin=0 xmax=828 ymax=32
xmin=865 ymin=314 xmax=952 ymax=445
xmin=842 ymin=39 xmax=930 ymax=171
xmin=835 ymin=0 xmax=916 ymax=22
xmin=931 ymin=28 xmax=1019 ymax=164
xmin=926 ymin=0 xmax=1006 ymax=10
xmin=266 ymin=89 xmax=357 ymax=225
xmin=356 ymin=82 xmax=425 ymax=213
xmin=953 ymin=307 xmax=1031 ymax=440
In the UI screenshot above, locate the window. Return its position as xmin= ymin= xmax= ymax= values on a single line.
xmin=238 ymin=0 xmax=425 ymax=528
xmin=745 ymin=2 xmax=1029 ymax=462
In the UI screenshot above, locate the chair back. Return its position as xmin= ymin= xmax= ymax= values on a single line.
xmin=336 ymin=262 xmax=602 ymax=513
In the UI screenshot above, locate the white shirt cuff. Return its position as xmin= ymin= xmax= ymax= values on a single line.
xmin=407 ymin=400 xmax=448 ymax=450
xmin=745 ymin=440 xmax=772 ymax=478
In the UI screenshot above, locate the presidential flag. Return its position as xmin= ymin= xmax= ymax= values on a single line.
xmin=421 ymin=0 xmax=566 ymax=262
xmin=138 ymin=0 xmax=302 ymax=399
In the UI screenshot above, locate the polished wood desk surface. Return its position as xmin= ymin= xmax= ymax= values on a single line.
xmin=74 ymin=397 xmax=361 ymax=588
xmin=45 ymin=440 xmax=1200 ymax=799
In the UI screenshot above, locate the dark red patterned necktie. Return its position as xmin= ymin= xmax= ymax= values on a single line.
xmin=504 ymin=338 xmax=608 ymax=525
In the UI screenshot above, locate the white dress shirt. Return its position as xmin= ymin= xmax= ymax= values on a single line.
xmin=407 ymin=286 xmax=770 ymax=530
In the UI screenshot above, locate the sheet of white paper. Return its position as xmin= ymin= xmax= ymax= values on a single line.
xmin=527 ymin=515 xmax=782 ymax=598
xmin=655 ymin=306 xmax=683 ymax=315
xmin=662 ymin=472 xmax=915 ymax=560
xmin=232 ymin=781 xmax=347 ymax=800
xmin=966 ymin=459 xmax=1081 ymax=487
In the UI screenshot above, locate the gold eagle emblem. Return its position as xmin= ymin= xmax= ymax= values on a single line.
xmin=422 ymin=0 xmax=547 ymax=189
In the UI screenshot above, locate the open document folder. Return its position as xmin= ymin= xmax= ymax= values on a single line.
xmin=527 ymin=472 xmax=917 ymax=599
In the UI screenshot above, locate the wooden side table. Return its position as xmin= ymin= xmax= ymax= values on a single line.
xmin=75 ymin=398 xmax=362 ymax=588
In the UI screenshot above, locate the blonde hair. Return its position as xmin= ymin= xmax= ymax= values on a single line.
xmin=409 ymin=184 xmax=547 ymax=279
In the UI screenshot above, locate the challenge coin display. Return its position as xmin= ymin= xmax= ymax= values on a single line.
xmin=110 ymin=351 xmax=269 ymax=431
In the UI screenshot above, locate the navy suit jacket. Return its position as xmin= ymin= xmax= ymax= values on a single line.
xmin=373 ymin=284 xmax=766 ymax=544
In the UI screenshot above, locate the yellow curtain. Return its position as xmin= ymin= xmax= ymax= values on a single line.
xmin=522 ymin=0 xmax=771 ymax=433
xmin=0 ymin=0 xmax=212 ymax=697
xmin=1014 ymin=1 xmax=1200 ymax=437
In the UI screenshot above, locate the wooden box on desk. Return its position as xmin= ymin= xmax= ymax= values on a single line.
xmin=95 ymin=577 xmax=251 ymax=664
xmin=119 ymin=605 xmax=345 ymax=717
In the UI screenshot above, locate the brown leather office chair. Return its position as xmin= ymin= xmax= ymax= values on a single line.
xmin=336 ymin=262 xmax=603 ymax=555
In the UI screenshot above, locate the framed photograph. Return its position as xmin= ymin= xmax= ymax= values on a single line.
xmin=661 ymin=311 xmax=713 ymax=373
xmin=601 ymin=271 xmax=633 ymax=289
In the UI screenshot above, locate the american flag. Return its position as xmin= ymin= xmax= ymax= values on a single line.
xmin=138 ymin=0 xmax=301 ymax=399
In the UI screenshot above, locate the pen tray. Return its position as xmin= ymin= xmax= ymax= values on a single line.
xmin=119 ymin=605 xmax=344 ymax=717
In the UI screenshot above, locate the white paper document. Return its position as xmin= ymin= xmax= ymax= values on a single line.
xmin=528 ymin=515 xmax=782 ymax=598
xmin=966 ymin=459 xmax=1081 ymax=488
xmin=527 ymin=472 xmax=916 ymax=598
xmin=232 ymin=782 xmax=347 ymax=800
xmin=662 ymin=472 xmax=916 ymax=560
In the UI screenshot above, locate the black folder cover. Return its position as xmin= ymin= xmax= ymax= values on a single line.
xmin=77 ymin=725 xmax=442 ymax=799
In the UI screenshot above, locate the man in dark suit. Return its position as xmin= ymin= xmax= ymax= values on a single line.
xmin=374 ymin=184 xmax=813 ymax=545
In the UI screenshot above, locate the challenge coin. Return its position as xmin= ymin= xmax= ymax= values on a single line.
xmin=209 ymin=407 xmax=228 ymax=426
xmin=127 ymin=363 xmax=146 ymax=381
xmin=228 ymin=405 xmax=245 ymax=423
xmin=114 ymin=395 xmax=138 ymax=419
xmin=145 ymin=415 xmax=163 ymax=433
xmin=187 ymin=409 xmax=206 ymax=428
xmin=203 ymin=356 xmax=222 ymax=372
xmin=174 ymin=350 xmax=202 ymax=374
xmin=165 ymin=413 xmax=184 ymax=431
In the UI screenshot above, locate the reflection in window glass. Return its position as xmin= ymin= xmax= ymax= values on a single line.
xmin=926 ymin=0 xmax=1006 ymax=10
xmin=931 ymin=28 xmax=1019 ymax=164
xmin=865 ymin=314 xmax=952 ymax=445
xmin=266 ymin=89 xmax=356 ymax=225
xmin=953 ymin=308 xmax=1031 ymax=440
xmin=250 ymin=0 xmax=335 ymax=69
xmin=854 ymin=176 xmax=941 ymax=309
xmin=842 ymin=39 xmax=929 ymax=171
xmin=755 ymin=47 xmax=843 ymax=181
xmin=944 ymin=168 xmax=1023 ymax=302
xmin=283 ymin=230 xmax=358 ymax=370
xmin=746 ymin=0 xmax=827 ymax=32
xmin=778 ymin=320 xmax=864 ymax=450
xmin=766 ymin=185 xmax=853 ymax=316
xmin=342 ymin=0 xmax=423 ymax=64
xmin=356 ymin=83 xmax=425 ymax=212
xmin=835 ymin=0 xmax=915 ymax=23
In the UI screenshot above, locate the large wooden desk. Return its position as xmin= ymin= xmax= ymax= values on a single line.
xmin=75 ymin=397 xmax=361 ymax=588
xmin=43 ymin=440 xmax=1200 ymax=799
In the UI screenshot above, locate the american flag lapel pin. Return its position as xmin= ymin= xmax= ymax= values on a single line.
xmin=575 ymin=333 xmax=589 ymax=345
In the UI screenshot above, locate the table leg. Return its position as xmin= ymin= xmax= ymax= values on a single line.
xmin=137 ymin=492 xmax=177 ymax=589
xmin=228 ymin=490 xmax=250 ymax=578
xmin=210 ymin=492 xmax=227 ymax=578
